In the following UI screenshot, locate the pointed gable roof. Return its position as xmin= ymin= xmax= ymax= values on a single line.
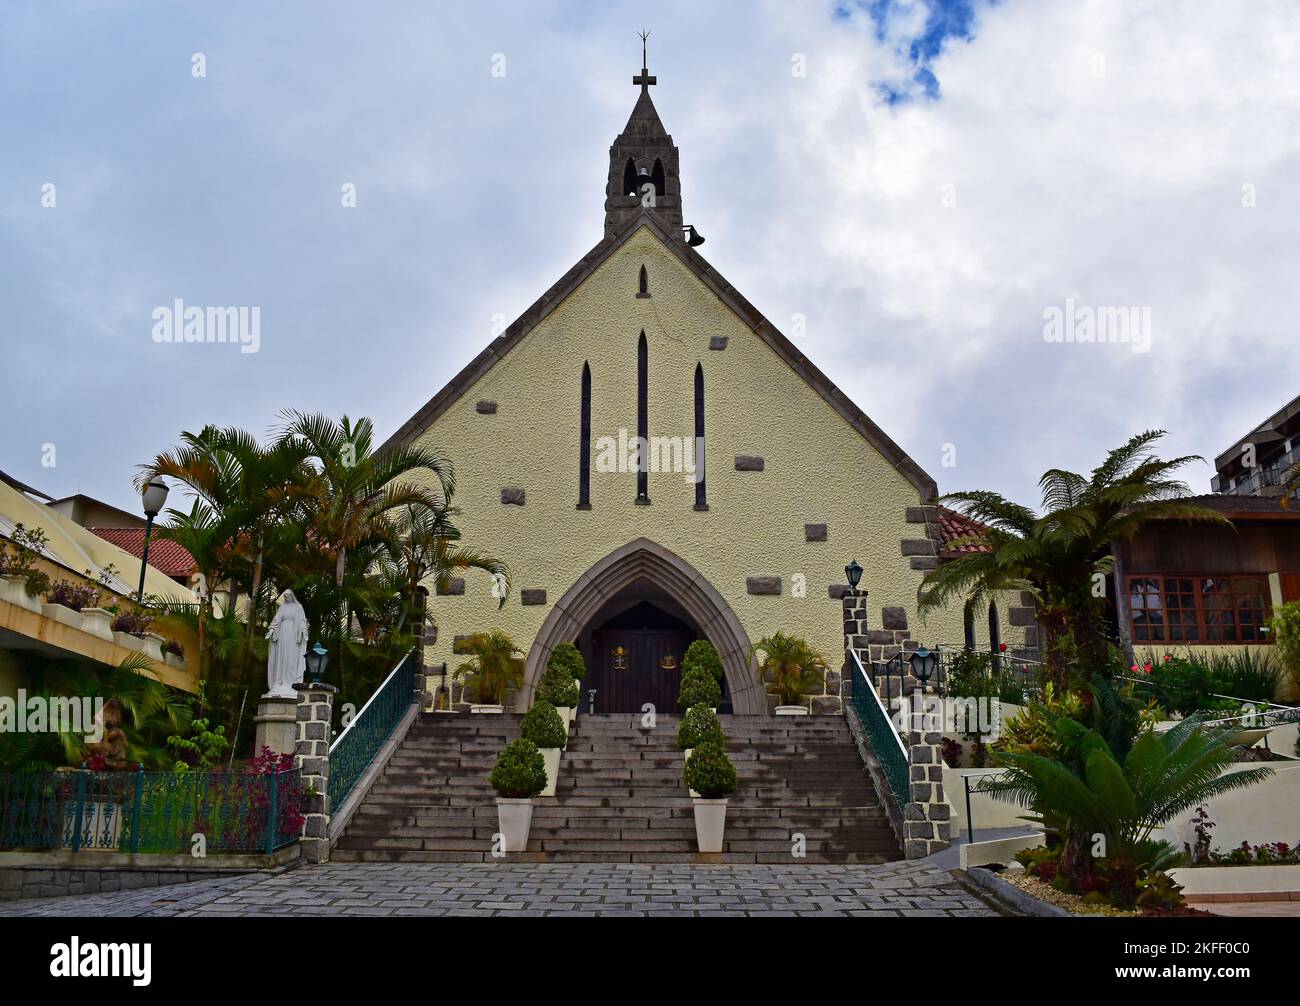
xmin=622 ymin=88 xmax=669 ymax=140
xmin=380 ymin=210 xmax=938 ymax=501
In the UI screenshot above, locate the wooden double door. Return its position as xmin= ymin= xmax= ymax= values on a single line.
xmin=588 ymin=628 xmax=691 ymax=714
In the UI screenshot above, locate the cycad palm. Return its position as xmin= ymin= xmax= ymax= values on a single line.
xmin=919 ymin=430 xmax=1227 ymax=683
xmin=985 ymin=714 xmax=1269 ymax=901
xmin=749 ymin=632 xmax=828 ymax=706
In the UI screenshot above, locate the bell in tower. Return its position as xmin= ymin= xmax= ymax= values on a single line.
xmin=604 ymin=32 xmax=685 ymax=240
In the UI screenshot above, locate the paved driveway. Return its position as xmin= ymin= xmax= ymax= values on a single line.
xmin=0 ymin=860 xmax=1004 ymax=917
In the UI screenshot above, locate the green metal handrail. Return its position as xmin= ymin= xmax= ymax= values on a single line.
xmin=327 ymin=648 xmax=417 ymax=811
xmin=847 ymin=649 xmax=910 ymax=809
xmin=0 ymin=767 xmax=302 ymax=855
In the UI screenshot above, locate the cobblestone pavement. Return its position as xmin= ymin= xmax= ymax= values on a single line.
xmin=0 ymin=860 xmax=1005 ymax=917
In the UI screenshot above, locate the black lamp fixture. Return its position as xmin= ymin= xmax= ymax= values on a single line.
xmin=844 ymin=559 xmax=863 ymax=590
xmin=684 ymin=225 xmax=705 ymax=247
xmin=136 ymin=477 xmax=170 ymax=600
xmin=909 ymin=646 xmax=940 ymax=692
xmin=304 ymin=642 xmax=330 ymax=684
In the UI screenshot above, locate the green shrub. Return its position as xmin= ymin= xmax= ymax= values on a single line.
xmin=489 ymin=739 xmax=548 ymax=798
xmin=536 ymin=653 xmax=580 ymax=707
xmin=547 ymin=642 xmax=586 ymax=682
xmin=1142 ymin=650 xmax=1280 ymax=714
xmin=520 ymin=702 xmax=568 ymax=750
xmin=749 ymin=632 xmax=827 ymax=705
xmin=683 ymin=741 xmax=736 ymax=798
xmin=677 ymin=704 xmax=724 ymax=750
xmin=683 ymin=639 xmax=723 ymax=681
xmin=1205 ymin=649 xmax=1280 ymax=705
xmin=1270 ymin=600 xmax=1300 ymax=692
xmin=677 ymin=667 xmax=721 ymax=710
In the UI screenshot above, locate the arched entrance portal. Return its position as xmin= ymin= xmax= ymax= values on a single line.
xmin=523 ymin=539 xmax=764 ymax=715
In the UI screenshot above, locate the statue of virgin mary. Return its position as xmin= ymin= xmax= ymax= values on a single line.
xmin=265 ymin=589 xmax=309 ymax=697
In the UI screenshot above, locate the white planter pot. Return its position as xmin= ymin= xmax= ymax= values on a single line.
xmin=470 ymin=704 xmax=505 ymax=714
xmin=573 ymin=680 xmax=583 ymax=717
xmin=683 ymin=748 xmax=700 ymax=798
xmin=496 ymin=798 xmax=534 ymax=852
xmin=692 ymin=798 xmax=728 ymax=853
xmin=775 ymin=705 xmax=810 ymax=716
xmin=554 ymin=707 xmax=572 ymax=734
xmin=79 ymin=607 xmax=115 ymax=642
xmin=164 ymin=652 xmax=185 ymax=669
xmin=41 ymin=602 xmax=84 ymax=629
xmin=113 ymin=630 xmax=149 ymax=654
xmin=141 ymin=632 xmax=166 ymax=660
xmin=0 ymin=574 xmax=41 ymax=613
xmin=539 ymin=747 xmax=561 ymax=797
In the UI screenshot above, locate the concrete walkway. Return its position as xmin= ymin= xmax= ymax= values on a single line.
xmin=0 ymin=860 xmax=1004 ymax=917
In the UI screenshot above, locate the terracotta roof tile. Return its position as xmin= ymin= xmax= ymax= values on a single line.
xmin=937 ymin=506 xmax=991 ymax=556
xmin=88 ymin=528 xmax=196 ymax=577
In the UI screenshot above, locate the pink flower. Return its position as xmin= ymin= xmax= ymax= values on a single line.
xmin=1144 ymin=663 xmax=1152 ymax=673
xmin=1131 ymin=664 xmax=1139 ymax=672
xmin=1164 ymin=654 xmax=1172 ymax=662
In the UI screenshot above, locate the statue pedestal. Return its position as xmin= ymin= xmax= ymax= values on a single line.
xmin=253 ymin=695 xmax=298 ymax=756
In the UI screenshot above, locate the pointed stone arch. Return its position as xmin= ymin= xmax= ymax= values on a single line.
xmin=523 ymin=538 xmax=764 ymax=714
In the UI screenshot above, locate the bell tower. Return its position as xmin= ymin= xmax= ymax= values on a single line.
xmin=604 ymin=33 xmax=684 ymax=240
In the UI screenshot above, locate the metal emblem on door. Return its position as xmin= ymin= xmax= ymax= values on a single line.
xmin=611 ymin=645 xmax=629 ymax=671
xmin=660 ymin=654 xmax=678 ymax=671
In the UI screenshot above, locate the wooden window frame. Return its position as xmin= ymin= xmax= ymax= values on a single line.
xmin=1126 ymin=573 xmax=1274 ymax=645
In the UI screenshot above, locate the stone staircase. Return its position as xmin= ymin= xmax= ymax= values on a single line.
xmin=332 ymin=713 xmax=901 ymax=863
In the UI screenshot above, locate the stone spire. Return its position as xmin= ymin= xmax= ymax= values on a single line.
xmin=604 ymin=33 xmax=683 ymax=239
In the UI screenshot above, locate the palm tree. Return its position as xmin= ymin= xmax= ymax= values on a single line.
xmin=381 ymin=502 xmax=510 ymax=634
xmin=985 ymin=713 xmax=1270 ymax=903
xmin=919 ymin=431 xmax=1228 ymax=684
xmin=452 ymin=630 xmax=525 ymax=705
xmin=138 ymin=425 xmax=313 ymax=679
xmin=277 ymin=412 xmax=453 ymax=693
xmin=749 ymin=632 xmax=828 ymax=706
xmin=1280 ymin=459 xmax=1300 ymax=511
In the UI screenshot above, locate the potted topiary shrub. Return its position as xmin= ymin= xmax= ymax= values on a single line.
xmin=750 ymin=631 xmax=828 ymax=715
xmin=453 ymin=630 xmax=525 ymax=712
xmin=683 ymin=638 xmax=723 ymax=682
xmin=489 ymin=738 xmax=548 ymax=851
xmin=520 ymin=701 xmax=568 ymax=797
xmin=543 ymin=642 xmax=586 ymax=721
xmin=677 ymin=703 xmax=724 ymax=797
xmin=678 ymin=666 xmax=721 ymax=713
xmin=537 ymin=649 xmax=582 ymax=727
xmin=684 ymin=740 xmax=737 ymax=852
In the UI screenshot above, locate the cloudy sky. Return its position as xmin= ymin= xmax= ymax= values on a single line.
xmin=2 ymin=0 xmax=1298 ymax=516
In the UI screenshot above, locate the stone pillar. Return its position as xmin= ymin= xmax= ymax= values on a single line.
xmin=252 ymin=695 xmax=297 ymax=756
xmin=904 ymin=699 xmax=951 ymax=859
xmin=293 ymin=681 xmax=337 ymax=864
xmin=841 ymin=586 xmax=870 ymax=689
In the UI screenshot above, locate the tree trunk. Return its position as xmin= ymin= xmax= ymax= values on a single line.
xmin=240 ymin=535 xmax=265 ymax=684
xmin=1037 ymin=603 xmax=1072 ymax=689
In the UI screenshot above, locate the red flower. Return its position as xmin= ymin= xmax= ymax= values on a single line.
xmin=1131 ymin=664 xmax=1139 ymax=672
xmin=1144 ymin=663 xmax=1152 ymax=673
xmin=998 ymin=642 xmax=1007 ymax=652
xmin=1164 ymin=654 xmax=1173 ymax=662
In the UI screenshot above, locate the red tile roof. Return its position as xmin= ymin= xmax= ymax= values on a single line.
xmin=937 ymin=506 xmax=991 ymax=556
xmin=89 ymin=528 xmax=196 ymax=577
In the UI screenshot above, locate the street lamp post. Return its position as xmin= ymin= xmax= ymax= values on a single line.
xmin=137 ymin=478 xmax=169 ymax=600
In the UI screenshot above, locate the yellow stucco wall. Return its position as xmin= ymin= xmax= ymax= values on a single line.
xmin=405 ymin=225 xmax=1024 ymax=701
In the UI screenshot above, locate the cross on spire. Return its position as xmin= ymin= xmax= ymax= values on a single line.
xmin=633 ymin=30 xmax=656 ymax=91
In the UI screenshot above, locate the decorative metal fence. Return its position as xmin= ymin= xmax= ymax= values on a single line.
xmin=873 ymin=647 xmax=1043 ymax=704
xmin=0 ymin=767 xmax=302 ymax=855
xmin=327 ymin=647 xmax=417 ymax=812
xmin=847 ymin=650 xmax=910 ymax=809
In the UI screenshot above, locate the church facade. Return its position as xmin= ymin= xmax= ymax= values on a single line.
xmin=383 ymin=58 xmax=1031 ymax=715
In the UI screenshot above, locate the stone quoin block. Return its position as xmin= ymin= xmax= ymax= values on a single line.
xmin=909 ymin=557 xmax=940 ymax=571
xmin=437 ymin=577 xmax=465 ymax=596
xmin=521 ymin=589 xmax=547 ymax=605
xmin=746 ymin=576 xmax=781 ymax=595
xmin=828 ymin=584 xmax=850 ymax=600
xmin=900 ymin=539 xmax=936 ymax=557
xmin=708 ymin=336 xmax=728 ymax=350
xmin=1009 ymin=606 xmax=1037 ymax=627
xmin=881 ymin=606 xmax=908 ymax=631
xmin=475 ymin=400 xmax=497 ymax=414
xmin=501 ymin=486 xmax=525 ymax=506
xmin=905 ymin=506 xmax=937 ymax=524
xmin=804 ymin=523 xmax=828 ymax=542
xmin=734 ymin=455 xmax=765 ymax=471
